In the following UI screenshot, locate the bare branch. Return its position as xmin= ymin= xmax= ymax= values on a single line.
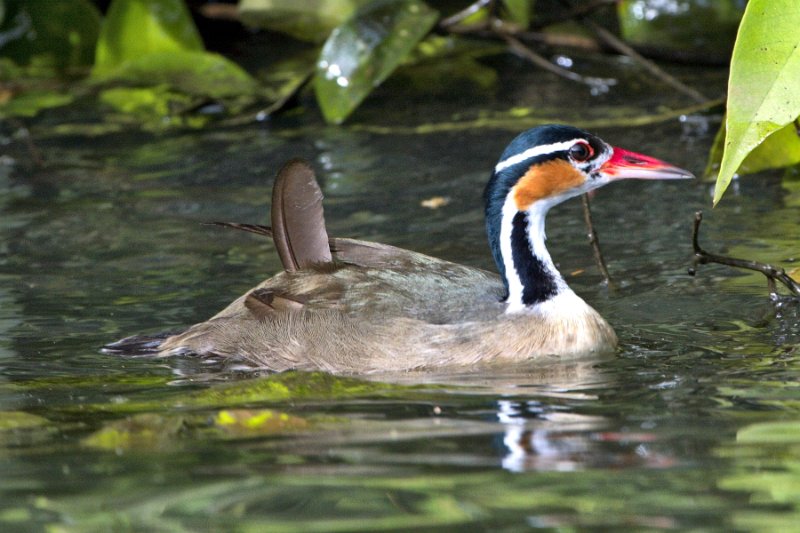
xmin=581 ymin=20 xmax=709 ymax=104
xmin=516 ymin=31 xmax=602 ymax=52
xmin=581 ymin=194 xmax=612 ymax=285
xmin=690 ymin=211 xmax=800 ymax=298
xmin=497 ymin=30 xmax=616 ymax=91
xmin=440 ymin=0 xmax=493 ymax=29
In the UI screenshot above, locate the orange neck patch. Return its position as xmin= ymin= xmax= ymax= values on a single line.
xmin=512 ymin=159 xmax=585 ymax=210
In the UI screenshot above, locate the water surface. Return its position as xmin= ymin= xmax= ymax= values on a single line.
xmin=2 ymin=59 xmax=799 ymax=531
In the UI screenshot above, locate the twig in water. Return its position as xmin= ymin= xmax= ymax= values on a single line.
xmin=552 ymin=0 xmax=707 ymax=103
xmin=497 ymin=30 xmax=616 ymax=91
xmin=580 ymin=20 xmax=709 ymax=104
xmin=581 ymin=193 xmax=612 ymax=285
xmin=689 ymin=211 xmax=800 ymax=298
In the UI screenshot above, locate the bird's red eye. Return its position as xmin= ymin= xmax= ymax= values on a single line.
xmin=568 ymin=142 xmax=593 ymax=162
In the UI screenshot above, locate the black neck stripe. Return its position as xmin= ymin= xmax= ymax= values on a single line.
xmin=511 ymin=211 xmax=559 ymax=305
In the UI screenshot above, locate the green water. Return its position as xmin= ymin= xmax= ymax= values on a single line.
xmin=2 ymin=59 xmax=800 ymax=531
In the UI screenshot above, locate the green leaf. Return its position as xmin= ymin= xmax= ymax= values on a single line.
xmin=93 ymin=0 xmax=203 ymax=76
xmin=91 ymin=0 xmax=259 ymax=112
xmin=706 ymin=119 xmax=800 ymax=178
xmin=239 ymin=0 xmax=369 ymax=42
xmin=314 ymin=0 xmax=439 ymax=124
xmin=712 ymin=0 xmax=800 ymax=205
xmin=0 ymin=0 xmax=100 ymax=73
xmin=95 ymin=50 xmax=258 ymax=100
xmin=0 ymin=90 xmax=74 ymax=118
xmin=743 ymin=125 xmax=800 ymax=173
xmin=212 ymin=409 xmax=310 ymax=436
xmin=186 ymin=371 xmax=411 ymax=408
xmin=737 ymin=420 xmax=800 ymax=444
xmin=82 ymin=413 xmax=185 ymax=452
xmin=501 ymin=0 xmax=531 ymax=29
xmin=99 ymin=86 xmax=210 ymax=129
xmin=0 ymin=411 xmax=49 ymax=430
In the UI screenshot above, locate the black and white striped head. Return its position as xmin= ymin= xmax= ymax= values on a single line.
xmin=484 ymin=124 xmax=693 ymax=309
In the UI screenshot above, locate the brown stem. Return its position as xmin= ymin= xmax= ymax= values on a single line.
xmin=497 ymin=30 xmax=616 ymax=91
xmin=220 ymin=71 xmax=313 ymax=127
xmin=440 ymin=0 xmax=493 ymax=29
xmin=516 ymin=31 xmax=602 ymax=52
xmin=581 ymin=194 xmax=612 ymax=285
xmin=581 ymin=20 xmax=709 ymax=104
xmin=551 ymin=0 xmax=707 ymax=102
xmin=690 ymin=211 xmax=800 ymax=298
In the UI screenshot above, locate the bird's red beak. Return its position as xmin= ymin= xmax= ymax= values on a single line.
xmin=601 ymin=147 xmax=695 ymax=181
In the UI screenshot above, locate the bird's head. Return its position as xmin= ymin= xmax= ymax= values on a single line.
xmin=486 ymin=124 xmax=693 ymax=214
xmin=484 ymin=124 xmax=694 ymax=304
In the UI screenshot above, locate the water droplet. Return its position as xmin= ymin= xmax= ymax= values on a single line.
xmin=554 ymin=55 xmax=573 ymax=68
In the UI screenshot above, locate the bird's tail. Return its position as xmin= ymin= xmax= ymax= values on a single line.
xmin=101 ymin=330 xmax=181 ymax=356
xmin=270 ymin=159 xmax=333 ymax=271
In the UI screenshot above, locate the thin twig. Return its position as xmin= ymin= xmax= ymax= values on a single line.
xmin=581 ymin=20 xmax=709 ymax=104
xmin=497 ymin=30 xmax=616 ymax=91
xmin=551 ymin=0 xmax=708 ymax=102
xmin=219 ymin=71 xmax=313 ymax=127
xmin=690 ymin=211 xmax=800 ymax=298
xmin=581 ymin=193 xmax=612 ymax=285
xmin=440 ymin=0 xmax=492 ymax=29
xmin=516 ymin=31 xmax=602 ymax=52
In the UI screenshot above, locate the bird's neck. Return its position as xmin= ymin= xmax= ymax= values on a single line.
xmin=498 ymin=196 xmax=570 ymax=312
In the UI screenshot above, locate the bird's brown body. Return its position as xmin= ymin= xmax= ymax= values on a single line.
xmin=158 ymin=238 xmax=617 ymax=373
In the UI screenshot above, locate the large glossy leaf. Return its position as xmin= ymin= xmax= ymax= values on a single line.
xmin=706 ymin=119 xmax=800 ymax=178
xmin=239 ymin=0 xmax=369 ymax=42
xmin=94 ymin=0 xmax=203 ymax=76
xmin=98 ymin=50 xmax=258 ymax=99
xmin=92 ymin=0 xmax=258 ymax=106
xmin=314 ymin=0 xmax=439 ymax=124
xmin=0 ymin=0 xmax=100 ymax=73
xmin=712 ymin=0 xmax=800 ymax=204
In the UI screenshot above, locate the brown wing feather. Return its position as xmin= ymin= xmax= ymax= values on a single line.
xmin=271 ymin=159 xmax=333 ymax=271
xmin=244 ymin=288 xmax=306 ymax=320
xmin=329 ymin=238 xmax=414 ymax=268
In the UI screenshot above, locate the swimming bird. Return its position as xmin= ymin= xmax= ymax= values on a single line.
xmin=106 ymin=124 xmax=693 ymax=373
